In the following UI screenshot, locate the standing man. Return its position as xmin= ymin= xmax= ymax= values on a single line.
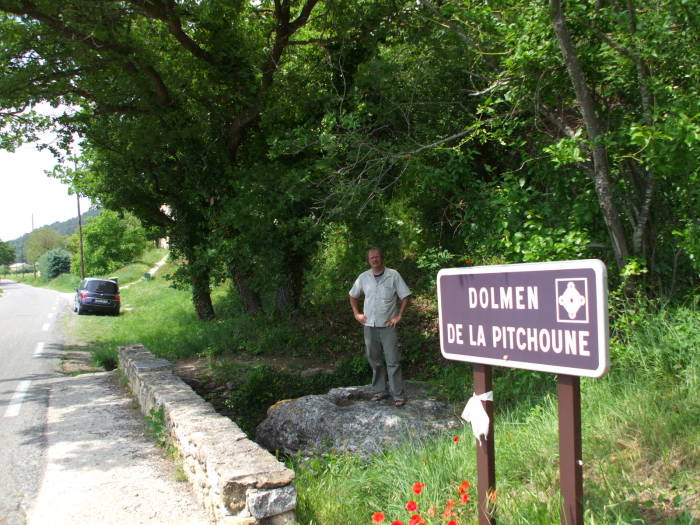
xmin=349 ymin=248 xmax=411 ymax=407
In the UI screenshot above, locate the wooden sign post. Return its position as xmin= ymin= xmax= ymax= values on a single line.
xmin=473 ymin=364 xmax=496 ymax=525
xmin=437 ymin=260 xmax=608 ymax=525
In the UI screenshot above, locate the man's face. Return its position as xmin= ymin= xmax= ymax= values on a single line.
xmin=367 ymin=250 xmax=384 ymax=271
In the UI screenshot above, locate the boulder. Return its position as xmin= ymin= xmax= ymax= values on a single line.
xmin=255 ymin=382 xmax=462 ymax=458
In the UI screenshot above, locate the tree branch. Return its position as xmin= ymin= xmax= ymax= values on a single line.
xmin=5 ymin=0 xmax=172 ymax=107
xmin=124 ymin=0 xmax=217 ymax=65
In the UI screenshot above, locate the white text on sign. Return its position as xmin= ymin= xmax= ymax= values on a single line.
xmin=446 ymin=323 xmax=590 ymax=356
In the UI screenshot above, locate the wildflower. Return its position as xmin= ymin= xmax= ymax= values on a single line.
xmin=460 ymin=492 xmax=469 ymax=504
xmin=447 ymin=520 xmax=458 ymax=525
xmin=408 ymin=514 xmax=425 ymax=525
xmin=442 ymin=499 xmax=456 ymax=518
xmin=489 ymin=491 xmax=497 ymax=503
xmin=428 ymin=505 xmax=436 ymax=516
xmin=405 ymin=500 xmax=418 ymax=512
xmin=372 ymin=511 xmax=385 ymax=523
xmin=452 ymin=436 xmax=460 ymax=442
xmin=459 ymin=481 xmax=470 ymax=493
xmin=390 ymin=521 xmax=404 ymax=525
xmin=412 ymin=482 xmax=426 ymax=495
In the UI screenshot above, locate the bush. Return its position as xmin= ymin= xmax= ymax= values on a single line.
xmin=224 ymin=355 xmax=371 ymax=435
xmin=37 ymin=248 xmax=71 ymax=280
xmin=76 ymin=210 xmax=150 ymax=275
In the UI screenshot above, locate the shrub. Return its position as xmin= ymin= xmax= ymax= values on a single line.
xmin=37 ymin=248 xmax=71 ymax=280
xmin=224 ymin=355 xmax=371 ymax=435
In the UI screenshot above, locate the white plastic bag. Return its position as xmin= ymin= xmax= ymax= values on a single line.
xmin=461 ymin=391 xmax=493 ymax=444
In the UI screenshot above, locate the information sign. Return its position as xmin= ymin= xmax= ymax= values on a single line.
xmin=438 ymin=259 xmax=609 ymax=378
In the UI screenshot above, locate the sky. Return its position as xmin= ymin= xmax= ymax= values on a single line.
xmin=0 ymin=141 xmax=92 ymax=242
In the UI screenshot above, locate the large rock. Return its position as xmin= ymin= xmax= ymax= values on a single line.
xmin=255 ymin=382 xmax=462 ymax=458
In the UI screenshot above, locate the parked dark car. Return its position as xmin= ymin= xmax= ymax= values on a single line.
xmin=74 ymin=278 xmax=120 ymax=316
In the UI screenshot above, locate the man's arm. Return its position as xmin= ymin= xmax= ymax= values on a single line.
xmin=350 ymin=295 xmax=367 ymax=324
xmin=388 ymin=295 xmax=410 ymax=327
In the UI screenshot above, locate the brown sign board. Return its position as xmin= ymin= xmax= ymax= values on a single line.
xmin=438 ymin=259 xmax=609 ymax=378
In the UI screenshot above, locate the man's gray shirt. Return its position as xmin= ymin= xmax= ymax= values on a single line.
xmin=349 ymin=268 xmax=411 ymax=327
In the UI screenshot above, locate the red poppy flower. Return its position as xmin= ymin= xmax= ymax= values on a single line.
xmin=408 ymin=515 xmax=425 ymax=525
xmin=447 ymin=521 xmax=458 ymax=525
xmin=412 ymin=482 xmax=425 ymax=495
xmin=442 ymin=499 xmax=456 ymax=518
xmin=372 ymin=511 xmax=385 ymax=523
xmin=390 ymin=521 xmax=403 ymax=525
xmin=428 ymin=505 xmax=435 ymax=516
xmin=452 ymin=435 xmax=460 ymax=442
xmin=489 ymin=491 xmax=497 ymax=503
xmin=460 ymin=492 xmax=469 ymax=504
xmin=465 ymin=259 xmax=474 ymax=265
xmin=459 ymin=481 xmax=470 ymax=493
xmin=405 ymin=500 xmax=418 ymax=512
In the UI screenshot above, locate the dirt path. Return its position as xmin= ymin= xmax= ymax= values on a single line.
xmin=28 ymin=371 xmax=213 ymax=525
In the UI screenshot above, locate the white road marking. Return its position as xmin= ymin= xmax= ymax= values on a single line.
xmin=41 ymin=323 xmax=50 ymax=332
xmin=34 ymin=342 xmax=45 ymax=358
xmin=4 ymin=380 xmax=32 ymax=418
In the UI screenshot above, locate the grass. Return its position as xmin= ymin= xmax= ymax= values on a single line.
xmin=7 ymin=247 xmax=168 ymax=292
xmin=292 ymin=304 xmax=700 ymax=525
xmin=47 ymin=255 xmax=699 ymax=524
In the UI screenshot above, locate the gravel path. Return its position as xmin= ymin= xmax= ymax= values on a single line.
xmin=28 ymin=371 xmax=213 ymax=525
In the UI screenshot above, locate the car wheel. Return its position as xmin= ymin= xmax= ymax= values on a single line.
xmin=77 ymin=303 xmax=85 ymax=315
xmin=112 ymin=308 xmax=120 ymax=316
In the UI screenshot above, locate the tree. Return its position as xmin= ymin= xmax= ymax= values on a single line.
xmin=37 ymin=248 xmax=71 ymax=280
xmin=0 ymin=241 xmax=15 ymax=275
xmin=25 ymin=227 xmax=63 ymax=264
xmin=0 ymin=0 xmax=403 ymax=319
xmin=78 ymin=210 xmax=149 ymax=275
xmin=316 ymin=0 xmax=699 ymax=292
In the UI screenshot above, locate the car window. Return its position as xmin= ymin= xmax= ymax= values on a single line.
xmin=86 ymin=280 xmax=118 ymax=294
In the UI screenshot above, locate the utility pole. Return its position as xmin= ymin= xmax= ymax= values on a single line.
xmin=77 ymin=192 xmax=85 ymax=279
xmin=74 ymin=159 xmax=85 ymax=279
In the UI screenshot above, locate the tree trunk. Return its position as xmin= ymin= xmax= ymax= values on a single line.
xmin=191 ymin=266 xmax=216 ymax=321
xmin=550 ymin=0 xmax=630 ymax=270
xmin=275 ymin=282 xmax=297 ymax=313
xmin=230 ymin=265 xmax=262 ymax=315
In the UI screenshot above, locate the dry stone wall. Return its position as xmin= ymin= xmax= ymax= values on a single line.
xmin=118 ymin=344 xmax=296 ymax=525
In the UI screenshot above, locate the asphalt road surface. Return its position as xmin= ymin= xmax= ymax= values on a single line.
xmin=0 ymin=280 xmax=212 ymax=525
xmin=0 ymin=280 xmax=65 ymax=525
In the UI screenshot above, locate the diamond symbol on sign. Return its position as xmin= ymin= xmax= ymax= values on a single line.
xmin=558 ymin=281 xmax=586 ymax=319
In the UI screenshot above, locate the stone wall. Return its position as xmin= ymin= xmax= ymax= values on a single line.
xmin=118 ymin=344 xmax=296 ymax=525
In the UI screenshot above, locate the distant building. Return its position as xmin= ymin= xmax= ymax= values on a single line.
xmin=9 ymin=262 xmax=31 ymax=272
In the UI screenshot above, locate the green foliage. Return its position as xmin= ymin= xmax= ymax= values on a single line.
xmin=416 ymin=248 xmax=455 ymax=292
xmin=224 ymin=356 xmax=371 ymax=435
xmin=25 ymin=227 xmax=64 ymax=264
xmin=143 ymin=406 xmax=169 ymax=449
xmin=77 ymin=210 xmax=149 ymax=276
xmin=0 ymin=241 xmax=15 ymax=266
xmin=3 ymin=0 xmax=698 ymax=313
xmin=91 ymin=346 xmax=118 ymax=371
xmin=37 ymin=247 xmax=71 ymax=280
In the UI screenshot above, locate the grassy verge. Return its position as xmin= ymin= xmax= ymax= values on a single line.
xmin=293 ymin=304 xmax=700 ymax=525
xmin=8 ymin=247 xmax=167 ymax=292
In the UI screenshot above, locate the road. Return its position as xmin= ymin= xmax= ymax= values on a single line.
xmin=0 ymin=280 xmax=65 ymax=525
xmin=0 ymin=279 xmax=213 ymax=525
